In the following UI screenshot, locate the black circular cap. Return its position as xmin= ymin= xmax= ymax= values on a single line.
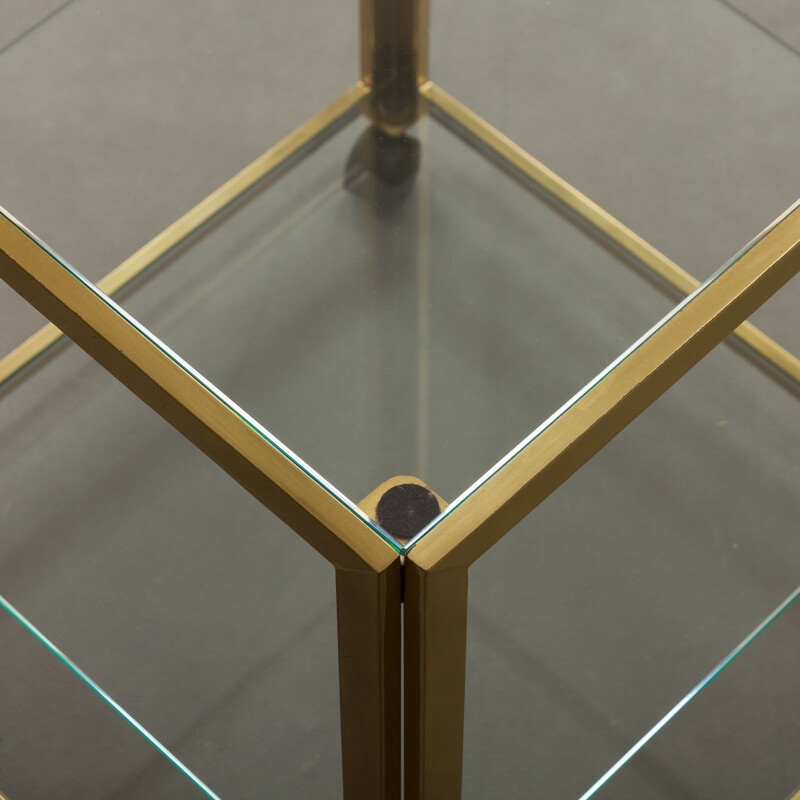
xmin=376 ymin=483 xmax=441 ymax=541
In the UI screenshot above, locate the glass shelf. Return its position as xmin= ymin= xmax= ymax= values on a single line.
xmin=461 ymin=331 xmax=800 ymax=798
xmin=0 ymin=594 xmax=219 ymax=799
xmin=1 ymin=2 xmax=799 ymax=796
xmin=432 ymin=0 xmax=800 ymax=287
xmin=4 ymin=101 xmax=794 ymax=550
xmin=0 ymin=342 xmax=344 ymax=798
xmin=581 ymin=587 xmax=800 ymax=800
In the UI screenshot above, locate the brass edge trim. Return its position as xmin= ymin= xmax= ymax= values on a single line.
xmin=0 ymin=82 xmax=369 ymax=388
xmin=419 ymin=81 xmax=800 ymax=385
xmin=408 ymin=206 xmax=800 ymax=572
xmin=0 ymin=213 xmax=396 ymax=574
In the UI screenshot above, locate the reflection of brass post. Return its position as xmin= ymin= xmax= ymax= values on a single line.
xmin=360 ymin=0 xmax=429 ymax=132
xmin=404 ymin=560 xmax=469 ymax=800
xmin=336 ymin=561 xmax=402 ymax=800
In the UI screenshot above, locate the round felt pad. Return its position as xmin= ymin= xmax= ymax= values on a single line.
xmin=376 ymin=483 xmax=441 ymax=541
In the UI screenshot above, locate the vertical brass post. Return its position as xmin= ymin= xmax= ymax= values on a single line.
xmin=360 ymin=0 xmax=429 ymax=132
xmin=335 ymin=560 xmax=403 ymax=800
xmin=404 ymin=560 xmax=469 ymax=800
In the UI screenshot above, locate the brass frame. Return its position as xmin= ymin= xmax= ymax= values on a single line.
xmin=1 ymin=5 xmax=799 ymax=798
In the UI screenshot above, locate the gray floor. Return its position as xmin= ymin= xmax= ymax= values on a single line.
xmin=1 ymin=2 xmax=799 ymax=799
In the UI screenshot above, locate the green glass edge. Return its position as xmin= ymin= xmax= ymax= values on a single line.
xmin=403 ymin=201 xmax=800 ymax=552
xmin=0 ymin=0 xmax=79 ymax=59
xmin=0 ymin=209 xmax=403 ymax=554
xmin=576 ymin=584 xmax=800 ymax=799
xmin=0 ymin=592 xmax=223 ymax=799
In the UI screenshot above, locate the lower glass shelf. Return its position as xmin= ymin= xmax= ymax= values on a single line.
xmin=583 ymin=586 xmax=800 ymax=800
xmin=0 ymin=343 xmax=343 ymax=798
xmin=0 ymin=596 xmax=217 ymax=800
xmin=461 ymin=334 xmax=800 ymax=799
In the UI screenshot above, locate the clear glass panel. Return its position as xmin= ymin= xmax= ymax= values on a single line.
xmin=117 ymin=110 xmax=681 ymax=511
xmin=0 ymin=344 xmax=344 ymax=798
xmin=461 ymin=338 xmax=800 ymax=798
xmin=0 ymin=595 xmax=217 ymax=799
xmin=2 ymin=97 xmax=794 ymax=547
xmin=583 ymin=587 xmax=800 ymax=800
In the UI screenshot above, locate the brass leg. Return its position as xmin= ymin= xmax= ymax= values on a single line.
xmin=360 ymin=0 xmax=429 ymax=131
xmin=335 ymin=560 xmax=403 ymax=800
xmin=404 ymin=560 xmax=469 ymax=800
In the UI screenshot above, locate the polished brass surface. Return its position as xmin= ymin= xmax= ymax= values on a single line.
xmin=420 ymin=81 xmax=800 ymax=387
xmin=336 ymin=560 xmax=402 ymax=800
xmin=360 ymin=480 xmax=464 ymax=799
xmin=0 ymin=83 xmax=367 ymax=390
xmin=0 ymin=212 xmax=398 ymax=573
xmin=409 ymin=203 xmax=800 ymax=572
xmin=360 ymin=0 xmax=429 ymax=131
xmin=404 ymin=563 xmax=468 ymax=800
